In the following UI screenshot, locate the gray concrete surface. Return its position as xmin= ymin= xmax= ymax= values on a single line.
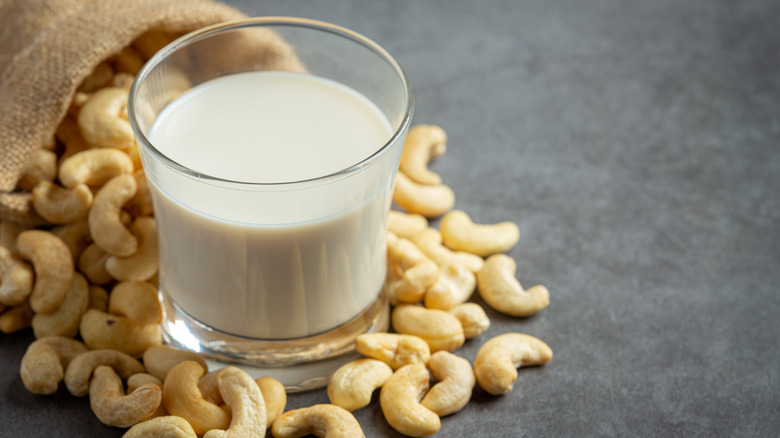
xmin=3 ymin=0 xmax=779 ymax=436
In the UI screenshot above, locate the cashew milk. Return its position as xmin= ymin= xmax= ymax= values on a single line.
xmin=146 ymin=72 xmax=394 ymax=340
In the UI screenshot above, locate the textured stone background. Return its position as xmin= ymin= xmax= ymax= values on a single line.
xmin=2 ymin=0 xmax=779 ymax=436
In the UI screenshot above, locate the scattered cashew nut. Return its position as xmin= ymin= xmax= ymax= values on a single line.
xmin=17 ymin=230 xmax=75 ymax=314
xmin=408 ymin=228 xmax=484 ymax=273
xmin=387 ymin=210 xmax=428 ymax=239
xmin=384 ymin=232 xmax=438 ymax=304
xmin=89 ymin=365 xmax=162 ymax=427
xmin=203 ymin=366 xmax=266 ymax=438
xmin=78 ymin=87 xmax=136 ymax=148
xmin=17 ymin=149 xmax=57 ymax=191
xmin=51 ymin=219 xmax=92 ymax=262
xmin=420 ymin=351 xmax=475 ymax=416
xmin=143 ymin=345 xmax=208 ymax=383
xmin=79 ymin=308 xmax=162 ymax=357
xmin=327 ymin=358 xmax=393 ymax=412
xmin=355 ymin=333 xmax=431 ymax=370
xmin=0 ymin=246 xmax=34 ymax=306
xmin=256 ymin=376 xmax=287 ymax=427
xmin=31 ymin=272 xmax=89 ymax=338
xmin=448 ymin=303 xmax=490 ymax=339
xmin=128 ymin=373 xmax=168 ymax=418
xmin=123 ymin=415 xmax=198 ymax=438
xmin=0 ymin=301 xmax=34 ymax=333
xmin=379 ymin=363 xmax=440 ymax=437
xmin=58 ymin=148 xmax=134 ymax=189
xmin=163 ymin=360 xmax=231 ymax=435
xmin=391 ymin=304 xmax=465 ymax=353
xmin=271 ymin=404 xmax=365 ymax=438
xmin=477 ymin=254 xmax=549 ymax=317
xmin=423 ymin=263 xmax=476 ymax=310
xmin=78 ymin=242 xmax=114 ymax=285
xmin=108 ymin=281 xmax=162 ymax=325
xmin=19 ymin=336 xmax=88 ymax=394
xmin=399 ymin=124 xmax=447 ymax=185
xmin=440 ymin=210 xmax=519 ymax=257
xmin=64 ymin=348 xmax=145 ymax=397
xmin=473 ymin=333 xmax=553 ymax=395
xmin=31 ymin=181 xmax=93 ymax=224
xmin=105 ymin=216 xmax=159 ymax=282
xmin=393 ymin=171 xmax=455 ymax=218
xmin=88 ymin=174 xmax=138 ymax=257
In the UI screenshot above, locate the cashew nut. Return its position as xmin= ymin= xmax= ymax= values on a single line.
xmin=79 ymin=308 xmax=162 ymax=357
xmin=132 ymin=30 xmax=180 ymax=59
xmin=126 ymin=171 xmax=154 ymax=217
xmin=88 ymin=285 xmax=109 ymax=311
xmin=51 ymin=219 xmax=92 ymax=262
xmin=110 ymin=46 xmax=145 ymax=75
xmin=64 ymin=348 xmax=145 ymax=397
xmin=88 ymin=174 xmax=138 ymax=256
xmin=143 ymin=345 xmax=208 ymax=383
xmin=420 ymin=351 xmax=475 ymax=416
xmin=108 ymin=281 xmax=162 ymax=325
xmin=399 ymin=124 xmax=447 ymax=185
xmin=58 ymin=148 xmax=134 ymax=189
xmin=128 ymin=373 xmax=168 ymax=418
xmin=423 ymin=263 xmax=476 ymax=310
xmin=0 ymin=220 xmax=29 ymax=254
xmin=78 ymin=87 xmax=135 ymax=149
xmin=473 ymin=333 xmax=553 ymax=395
xmin=0 ymin=246 xmax=33 ymax=306
xmin=408 ymin=228 xmax=484 ymax=273
xmin=355 ymin=333 xmax=431 ymax=370
xmin=393 ymin=172 xmax=455 ymax=218
xmin=89 ymin=365 xmax=162 ymax=427
xmin=385 ymin=232 xmax=438 ymax=304
xmin=327 ymin=358 xmax=393 ymax=412
xmin=448 ymin=303 xmax=490 ymax=339
xmin=387 ymin=210 xmax=428 ymax=239
xmin=391 ymin=305 xmax=465 ymax=353
xmin=77 ymin=61 xmax=114 ymax=93
xmin=123 ymin=416 xmax=198 ymax=438
xmin=111 ymin=72 xmax=137 ymax=89
xmin=19 ymin=336 xmax=88 ymax=394
xmin=106 ymin=216 xmax=159 ymax=282
xmin=0 ymin=301 xmax=34 ymax=333
xmin=78 ymin=242 xmax=113 ymax=285
xmin=271 ymin=404 xmax=365 ymax=438
xmin=379 ymin=363 xmax=440 ymax=437
xmin=17 ymin=149 xmax=57 ymax=191
xmin=440 ymin=210 xmax=519 ymax=257
xmin=256 ymin=376 xmax=287 ymax=427
xmin=17 ymin=230 xmax=75 ymax=314
xmin=477 ymin=254 xmax=549 ymax=317
xmin=203 ymin=366 xmax=266 ymax=438
xmin=163 ymin=360 xmax=231 ymax=435
xmin=31 ymin=181 xmax=93 ymax=224
xmin=31 ymin=272 xmax=89 ymax=338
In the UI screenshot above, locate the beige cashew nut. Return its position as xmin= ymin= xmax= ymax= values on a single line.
xmin=17 ymin=230 xmax=75 ymax=314
xmin=256 ymin=376 xmax=287 ymax=427
xmin=387 ymin=210 xmax=428 ymax=239
xmin=163 ymin=360 xmax=231 ymax=435
xmin=448 ymin=303 xmax=490 ymax=339
xmin=51 ymin=219 xmax=92 ymax=262
xmin=31 ymin=181 xmax=93 ymax=224
xmin=0 ymin=246 xmax=34 ymax=306
xmin=128 ymin=373 xmax=168 ymax=418
xmin=78 ymin=243 xmax=114 ymax=285
xmin=384 ymin=232 xmax=438 ymax=304
xmin=106 ymin=216 xmax=159 ymax=282
xmin=79 ymin=308 xmax=162 ymax=357
xmin=477 ymin=254 xmax=550 ymax=317
xmin=122 ymin=415 xmax=197 ymax=438
xmin=423 ymin=263 xmax=476 ymax=310
xmin=379 ymin=363 xmax=440 ymax=437
xmin=19 ymin=336 xmax=88 ymax=394
xmin=393 ymin=172 xmax=455 ymax=218
xmin=58 ymin=148 xmax=134 ymax=189
xmin=17 ymin=149 xmax=57 ymax=191
xmin=89 ymin=365 xmax=162 ymax=427
xmin=89 ymin=174 xmax=138 ymax=256
xmin=327 ymin=358 xmax=393 ymax=412
xmin=355 ymin=333 xmax=431 ymax=370
xmin=473 ymin=333 xmax=553 ymax=395
xmin=408 ymin=228 xmax=484 ymax=273
xmin=203 ymin=366 xmax=267 ymax=438
xmin=64 ymin=348 xmax=145 ymax=397
xmin=143 ymin=345 xmax=208 ymax=383
xmin=0 ymin=301 xmax=34 ymax=333
xmin=31 ymin=272 xmax=89 ymax=338
xmin=391 ymin=304 xmax=465 ymax=353
xmin=420 ymin=351 xmax=475 ymax=416
xmin=77 ymin=87 xmax=136 ymax=148
xmin=440 ymin=210 xmax=520 ymax=257
xmin=108 ymin=281 xmax=162 ymax=325
xmin=399 ymin=124 xmax=447 ymax=185
xmin=271 ymin=404 xmax=365 ymax=438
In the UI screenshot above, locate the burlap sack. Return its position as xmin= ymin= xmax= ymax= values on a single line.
xmin=0 ymin=0 xmax=298 ymax=225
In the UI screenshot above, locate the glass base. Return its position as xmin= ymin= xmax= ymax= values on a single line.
xmin=160 ymin=289 xmax=389 ymax=391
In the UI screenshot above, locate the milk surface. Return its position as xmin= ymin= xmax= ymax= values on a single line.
xmin=148 ymin=72 xmax=393 ymax=339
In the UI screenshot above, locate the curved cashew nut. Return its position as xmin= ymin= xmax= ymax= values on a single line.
xmin=421 ymin=351 xmax=475 ymax=416
xmin=385 ymin=232 xmax=438 ymax=305
xmin=58 ymin=148 xmax=134 ymax=189
xmin=256 ymin=376 xmax=286 ymax=427
xmin=271 ymin=404 xmax=365 ymax=438
xmin=110 ymin=46 xmax=145 ymax=75
xmin=64 ymin=348 xmax=145 ymax=397
xmin=51 ymin=219 xmax=92 ymax=262
xmin=88 ymin=285 xmax=109 ymax=311
xmin=423 ymin=263 xmax=476 ymax=310
xmin=477 ymin=254 xmax=549 ymax=317
xmin=163 ymin=360 xmax=231 ymax=435
xmin=143 ymin=345 xmax=208 ymax=383
xmin=408 ymin=228 xmax=484 ymax=273
xmin=391 ymin=305 xmax=465 ymax=353
xmin=126 ymin=171 xmax=154 ymax=217
xmin=123 ymin=416 xmax=198 ymax=438
xmin=0 ymin=220 xmax=29 ymax=254
xmin=355 ymin=333 xmax=431 ymax=370
xmin=387 ymin=210 xmax=428 ymax=239
xmin=203 ymin=366 xmax=266 ymax=438
xmin=473 ymin=333 xmax=553 ymax=395
xmin=440 ymin=210 xmax=519 ymax=257
xmin=31 ymin=181 xmax=93 ymax=224
xmin=0 ymin=246 xmax=34 ymax=306
xmin=106 ymin=216 xmax=159 ymax=282
xmin=327 ymin=358 xmax=393 ymax=412
xmin=448 ymin=303 xmax=490 ymax=339
xmin=31 ymin=272 xmax=89 ymax=338
xmin=88 ymin=174 xmax=138 ymax=256
xmin=77 ymin=87 xmax=136 ymax=148
xmin=0 ymin=301 xmax=34 ymax=333
xmin=89 ymin=365 xmax=162 ymax=427
xmin=128 ymin=373 xmax=168 ymax=418
xmin=79 ymin=308 xmax=162 ymax=357
xmin=108 ymin=281 xmax=162 ymax=325
xmin=19 ymin=336 xmax=88 ymax=394
xmin=399 ymin=124 xmax=447 ymax=185
xmin=77 ymin=61 xmax=114 ymax=93
xmin=78 ymin=243 xmax=114 ymax=285
xmin=17 ymin=149 xmax=57 ymax=191
xmin=393 ymin=172 xmax=455 ymax=219
xmin=380 ymin=363 xmax=440 ymax=437
xmin=17 ymin=230 xmax=75 ymax=314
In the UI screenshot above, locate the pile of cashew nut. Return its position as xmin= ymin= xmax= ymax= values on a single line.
xmin=2 ymin=35 xmax=554 ymax=437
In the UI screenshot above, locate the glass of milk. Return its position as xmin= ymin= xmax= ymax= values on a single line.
xmin=128 ymin=18 xmax=412 ymax=389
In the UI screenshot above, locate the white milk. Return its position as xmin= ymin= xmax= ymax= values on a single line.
xmin=147 ymin=72 xmax=394 ymax=340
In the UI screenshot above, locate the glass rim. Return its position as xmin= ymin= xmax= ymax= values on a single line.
xmin=128 ymin=16 xmax=414 ymax=188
